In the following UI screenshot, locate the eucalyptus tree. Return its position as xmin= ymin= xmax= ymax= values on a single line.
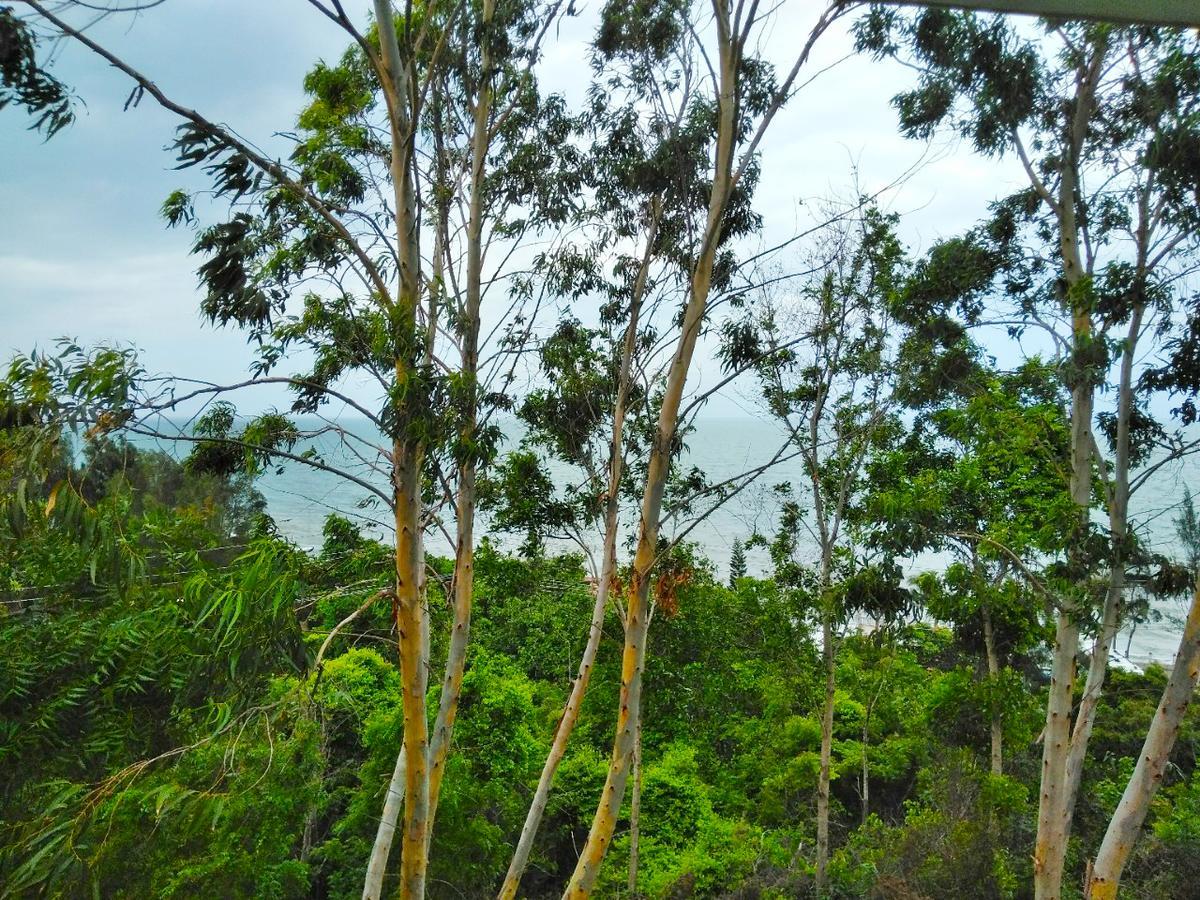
xmin=555 ymin=1 xmax=854 ymax=893
xmin=734 ymin=205 xmax=913 ymax=891
xmin=857 ymin=10 xmax=1200 ymax=895
xmin=488 ymin=78 xmax=671 ymax=894
xmin=0 ymin=5 xmax=71 ymax=137
xmin=6 ymin=1 xmax=577 ymax=896
xmin=488 ymin=6 xmax=810 ymax=887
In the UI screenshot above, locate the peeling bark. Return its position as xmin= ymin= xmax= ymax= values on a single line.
xmin=628 ymin=720 xmax=642 ymax=897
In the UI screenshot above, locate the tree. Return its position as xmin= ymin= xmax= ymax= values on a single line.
xmin=736 ymin=205 xmax=913 ymax=891
xmin=561 ymin=2 xmax=852 ymax=892
xmin=729 ymin=539 xmax=748 ymax=586
xmin=867 ymin=360 xmax=1072 ymax=774
xmin=6 ymin=2 xmax=577 ymax=896
xmin=1083 ymin=498 xmax=1200 ymax=897
xmin=493 ymin=96 xmax=669 ymax=896
xmin=858 ymin=11 xmax=1200 ymax=895
xmin=0 ymin=5 xmax=72 ymax=137
xmin=492 ymin=2 xmax=836 ymax=884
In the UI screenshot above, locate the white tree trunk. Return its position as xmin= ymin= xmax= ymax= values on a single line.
xmin=1032 ymin=40 xmax=1105 ymax=900
xmin=1086 ymin=585 xmax=1200 ymax=899
xmin=1061 ymin=302 xmax=1142 ymax=835
xmin=425 ymin=0 xmax=493 ymax=843
xmin=562 ymin=38 xmax=737 ymax=884
xmin=363 ymin=747 xmax=409 ymax=900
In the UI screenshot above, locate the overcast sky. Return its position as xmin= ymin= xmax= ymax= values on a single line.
xmin=0 ymin=1 xmax=1031 ymax=416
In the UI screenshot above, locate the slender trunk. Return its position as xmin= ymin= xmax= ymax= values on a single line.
xmin=982 ymin=602 xmax=1003 ymax=776
xmin=860 ymin=709 xmax=869 ymax=826
xmin=424 ymin=0 xmax=494 ymax=845
xmin=394 ymin=454 xmax=429 ymax=899
xmin=1063 ymin=302 xmax=1143 ymax=824
xmin=497 ymin=514 xmax=618 ymax=900
xmin=563 ymin=23 xmax=739 ymax=891
xmin=1033 ymin=44 xmax=1104 ymax=899
xmin=499 ymin=212 xmax=659 ymax=900
xmin=366 ymin=105 xmax=446 ymax=897
xmin=1035 ymin=603 xmax=1079 ymax=900
xmin=563 ymin=542 xmax=651 ymax=898
xmin=1085 ymin=585 xmax=1200 ymax=900
xmin=815 ymin=611 xmax=835 ymax=895
xmin=363 ymin=747 xmax=409 ymax=900
xmin=388 ymin=452 xmax=429 ymax=899
xmin=372 ymin=0 xmax=439 ymax=892
xmin=373 ymin=1 xmax=429 ymax=891
xmin=364 ymin=535 xmax=430 ymax=900
xmin=628 ymin=721 xmax=642 ymax=897
xmin=1062 ymin=573 xmax=1121 ymax=788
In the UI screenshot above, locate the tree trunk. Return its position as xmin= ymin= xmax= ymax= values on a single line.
xmin=1062 ymin=301 xmax=1142 ymax=827
xmin=1033 ymin=569 xmax=1080 ymax=900
xmin=373 ymin=0 xmax=431 ymax=892
xmin=363 ymin=747 xmax=408 ymax=900
xmin=394 ymin=453 xmax=430 ymax=898
xmin=1062 ymin=573 xmax=1121 ymax=793
xmin=628 ymin=721 xmax=643 ymax=897
xmin=815 ymin=612 xmax=836 ymax=894
xmin=498 ymin=528 xmax=619 ymax=900
xmin=1033 ymin=42 xmax=1104 ymax=899
xmin=562 ymin=544 xmax=652 ymax=897
xmin=370 ymin=0 xmax=430 ymax=890
xmin=1033 ymin=390 xmax=1090 ymax=893
xmin=562 ymin=27 xmax=738 ymax=892
xmin=860 ymin=698 xmax=870 ymax=826
xmin=982 ymin=602 xmax=1003 ymax=776
xmin=1085 ymin=585 xmax=1200 ymax=900
xmin=424 ymin=0 xmax=494 ymax=846
xmin=499 ymin=212 xmax=659 ymax=900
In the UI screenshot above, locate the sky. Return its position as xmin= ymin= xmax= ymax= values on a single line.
xmin=0 ymin=0 xmax=1032 ymax=416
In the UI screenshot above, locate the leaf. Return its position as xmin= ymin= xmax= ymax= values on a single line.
xmin=44 ymin=481 xmax=62 ymax=517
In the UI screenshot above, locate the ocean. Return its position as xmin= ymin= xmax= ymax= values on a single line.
xmin=240 ymin=415 xmax=1196 ymax=668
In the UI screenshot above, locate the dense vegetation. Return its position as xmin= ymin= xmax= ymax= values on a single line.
xmin=2 ymin=437 xmax=1200 ymax=899
xmin=3 ymin=1 xmax=1200 ymax=898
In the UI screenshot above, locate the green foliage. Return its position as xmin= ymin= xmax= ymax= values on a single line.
xmin=729 ymin=539 xmax=747 ymax=585
xmin=5 ymin=488 xmax=1200 ymax=898
xmin=7 ymin=686 xmax=323 ymax=899
xmin=0 ymin=7 xmax=73 ymax=137
xmin=831 ymin=751 xmax=1032 ymax=900
xmin=426 ymin=649 xmax=550 ymax=893
xmin=6 ymin=12 xmax=1200 ymax=896
xmin=598 ymin=745 xmax=761 ymax=898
